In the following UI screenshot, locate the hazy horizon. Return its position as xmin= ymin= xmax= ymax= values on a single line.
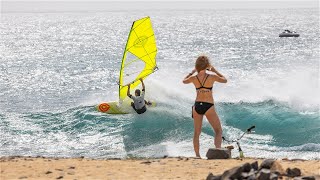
xmin=1 ymin=1 xmax=318 ymax=13
xmin=2 ymin=0 xmax=318 ymax=1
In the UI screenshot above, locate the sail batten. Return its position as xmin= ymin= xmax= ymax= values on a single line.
xmin=118 ymin=17 xmax=157 ymax=102
xmin=124 ymin=49 xmax=157 ymax=68
xmin=126 ymin=33 xmax=155 ymax=52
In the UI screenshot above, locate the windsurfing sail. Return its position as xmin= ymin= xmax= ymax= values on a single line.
xmin=118 ymin=17 xmax=158 ymax=102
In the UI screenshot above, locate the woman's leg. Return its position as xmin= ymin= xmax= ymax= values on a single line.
xmin=205 ymin=106 xmax=222 ymax=148
xmin=192 ymin=106 xmax=203 ymax=157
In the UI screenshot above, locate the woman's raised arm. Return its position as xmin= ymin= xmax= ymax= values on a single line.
xmin=208 ymin=66 xmax=227 ymax=83
xmin=183 ymin=69 xmax=197 ymax=84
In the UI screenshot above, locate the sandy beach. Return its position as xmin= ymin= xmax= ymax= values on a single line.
xmin=1 ymin=157 xmax=319 ymax=179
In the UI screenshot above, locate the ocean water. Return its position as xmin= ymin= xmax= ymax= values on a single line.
xmin=1 ymin=6 xmax=319 ymax=159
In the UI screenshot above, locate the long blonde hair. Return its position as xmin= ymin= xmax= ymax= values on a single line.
xmin=195 ymin=55 xmax=210 ymax=72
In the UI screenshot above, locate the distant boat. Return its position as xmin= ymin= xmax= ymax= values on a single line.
xmin=279 ymin=30 xmax=299 ymax=37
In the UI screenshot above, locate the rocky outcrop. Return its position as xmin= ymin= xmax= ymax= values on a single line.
xmin=206 ymin=159 xmax=315 ymax=180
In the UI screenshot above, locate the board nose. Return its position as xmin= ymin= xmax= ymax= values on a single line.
xmin=98 ymin=103 xmax=110 ymax=112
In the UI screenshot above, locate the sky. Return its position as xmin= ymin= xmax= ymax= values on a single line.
xmin=2 ymin=0 xmax=319 ymax=1
xmin=1 ymin=0 xmax=318 ymax=13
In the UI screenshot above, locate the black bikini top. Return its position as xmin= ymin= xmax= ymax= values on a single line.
xmin=195 ymin=74 xmax=213 ymax=90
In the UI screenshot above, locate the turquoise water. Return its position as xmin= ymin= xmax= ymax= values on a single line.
xmin=1 ymin=8 xmax=319 ymax=159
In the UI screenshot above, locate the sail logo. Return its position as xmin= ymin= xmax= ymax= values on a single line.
xmin=134 ymin=36 xmax=148 ymax=48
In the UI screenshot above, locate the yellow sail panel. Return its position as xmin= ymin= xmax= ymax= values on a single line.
xmin=119 ymin=17 xmax=157 ymax=101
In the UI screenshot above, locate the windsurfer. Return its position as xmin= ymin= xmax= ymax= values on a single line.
xmin=127 ymin=78 xmax=152 ymax=114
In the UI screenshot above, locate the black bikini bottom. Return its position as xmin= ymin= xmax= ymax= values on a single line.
xmin=192 ymin=101 xmax=214 ymax=117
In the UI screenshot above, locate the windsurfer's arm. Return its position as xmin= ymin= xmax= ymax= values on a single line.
xmin=183 ymin=69 xmax=196 ymax=84
xmin=127 ymin=84 xmax=132 ymax=98
xmin=140 ymin=78 xmax=145 ymax=91
xmin=208 ymin=66 xmax=227 ymax=83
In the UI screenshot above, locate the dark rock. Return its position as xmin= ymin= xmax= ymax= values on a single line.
xmin=260 ymin=159 xmax=284 ymax=174
xmin=286 ymin=168 xmax=301 ymax=177
xmin=260 ymin=159 xmax=275 ymax=169
xmin=140 ymin=161 xmax=151 ymax=164
xmin=221 ymin=166 xmax=243 ymax=179
xmin=56 ymin=176 xmax=63 ymax=179
xmin=163 ymin=155 xmax=168 ymax=158
xmin=301 ymin=176 xmax=316 ymax=180
xmin=248 ymin=169 xmax=256 ymax=175
xmin=206 ymin=173 xmax=221 ymax=180
xmin=45 ymin=171 xmax=53 ymax=174
xmin=257 ymin=168 xmax=271 ymax=180
xmin=273 ymin=171 xmax=281 ymax=175
xmin=206 ymin=173 xmax=214 ymax=180
xmin=206 ymin=148 xmax=231 ymax=159
xmin=294 ymin=177 xmax=305 ymax=180
xmin=18 ymin=176 xmax=28 ymax=179
xmin=293 ymin=176 xmax=315 ymax=180
xmin=67 ymin=172 xmax=75 ymax=175
xmin=247 ymin=174 xmax=256 ymax=180
xmin=242 ymin=163 xmax=252 ymax=172
xmin=251 ymin=161 xmax=259 ymax=171
xmin=270 ymin=172 xmax=279 ymax=180
xmin=241 ymin=172 xmax=250 ymax=178
xmin=212 ymin=175 xmax=221 ymax=180
xmin=68 ymin=166 xmax=75 ymax=169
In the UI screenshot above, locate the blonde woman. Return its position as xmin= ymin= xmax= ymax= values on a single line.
xmin=183 ymin=55 xmax=227 ymax=158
